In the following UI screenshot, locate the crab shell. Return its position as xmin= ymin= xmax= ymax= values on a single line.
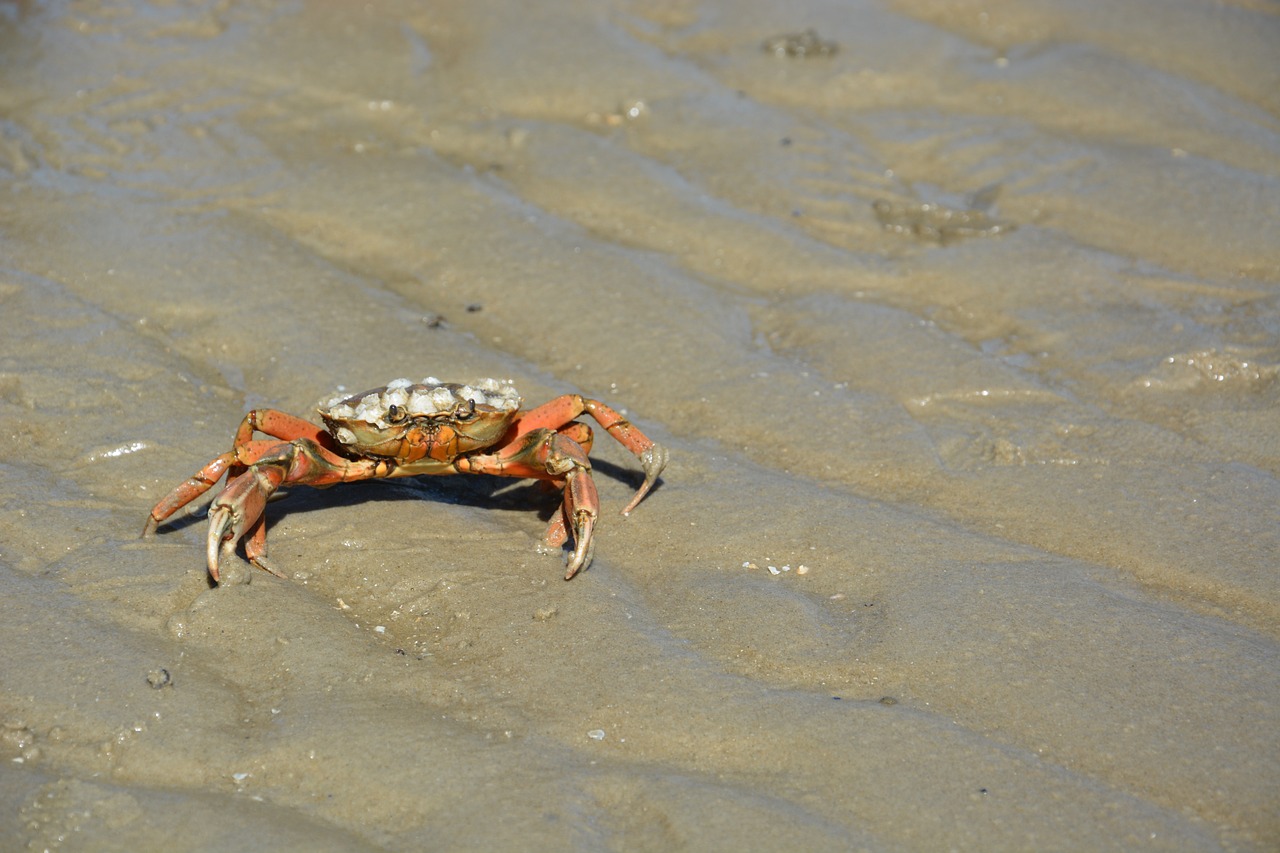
xmin=318 ymin=377 xmax=522 ymax=467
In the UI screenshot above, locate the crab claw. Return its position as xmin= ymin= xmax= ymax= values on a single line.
xmin=205 ymin=505 xmax=237 ymax=584
xmin=562 ymin=467 xmax=599 ymax=580
xmin=621 ymin=442 xmax=669 ymax=516
xmin=564 ymin=511 xmax=596 ymax=580
xmin=203 ymin=465 xmax=286 ymax=584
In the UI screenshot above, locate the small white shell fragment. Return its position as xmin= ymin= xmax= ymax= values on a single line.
xmin=797 ymin=565 xmax=811 ymax=575
xmin=587 ymin=729 xmax=606 ymax=741
xmin=768 ymin=566 xmax=781 ymax=575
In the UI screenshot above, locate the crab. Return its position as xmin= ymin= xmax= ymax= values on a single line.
xmin=142 ymin=378 xmax=668 ymax=582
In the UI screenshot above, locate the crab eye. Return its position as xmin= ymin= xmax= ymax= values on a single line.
xmin=387 ymin=404 xmax=407 ymax=424
xmin=454 ymin=399 xmax=477 ymax=421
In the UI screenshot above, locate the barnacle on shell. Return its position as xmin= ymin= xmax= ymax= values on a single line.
xmin=320 ymin=378 xmax=521 ymax=428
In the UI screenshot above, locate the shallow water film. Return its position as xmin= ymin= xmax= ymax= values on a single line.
xmin=1 ymin=0 xmax=1277 ymax=850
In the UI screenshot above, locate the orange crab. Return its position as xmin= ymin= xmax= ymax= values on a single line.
xmin=142 ymin=378 xmax=668 ymax=582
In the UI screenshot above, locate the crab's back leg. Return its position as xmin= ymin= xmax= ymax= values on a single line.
xmin=456 ymin=428 xmax=600 ymax=579
xmin=510 ymin=395 xmax=667 ymax=514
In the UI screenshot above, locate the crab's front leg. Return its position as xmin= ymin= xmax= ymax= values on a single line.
xmin=142 ymin=451 xmax=239 ymax=538
xmin=456 ymin=428 xmax=601 ymax=579
xmin=508 ymin=395 xmax=667 ymax=515
xmin=206 ymin=457 xmax=290 ymax=581
xmin=143 ymin=408 xmax=346 ymax=538
xmin=204 ymin=439 xmax=381 ymax=583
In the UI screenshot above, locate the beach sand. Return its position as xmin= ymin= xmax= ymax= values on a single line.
xmin=0 ymin=0 xmax=1277 ymax=849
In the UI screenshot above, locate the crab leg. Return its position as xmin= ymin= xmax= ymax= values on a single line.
xmin=540 ymin=422 xmax=594 ymax=551
xmin=142 ymin=451 xmax=238 ymax=536
xmin=207 ymin=462 xmax=290 ymax=581
xmin=242 ymin=512 xmax=273 ymax=574
xmin=455 ymin=428 xmax=601 ymax=579
xmin=203 ymin=439 xmax=384 ymax=582
xmin=561 ymin=468 xmax=598 ymax=578
xmin=558 ymin=421 xmax=594 ymax=455
xmin=509 ymin=395 xmax=668 ymax=514
xmin=143 ymin=409 xmax=344 ymax=538
xmin=234 ymin=409 xmax=341 ymax=451
xmin=147 ymin=433 xmax=382 ymax=582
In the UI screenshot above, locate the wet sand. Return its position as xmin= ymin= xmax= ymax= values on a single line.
xmin=1 ymin=0 xmax=1277 ymax=849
